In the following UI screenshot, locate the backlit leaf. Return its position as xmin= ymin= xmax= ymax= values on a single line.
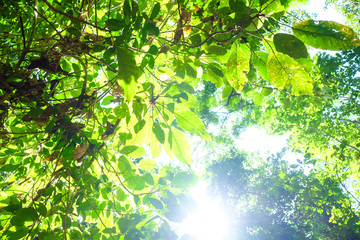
xmin=292 ymin=20 xmax=360 ymax=50
xmin=226 ymin=42 xmax=250 ymax=91
xmin=116 ymin=47 xmax=139 ymax=101
xmin=175 ymin=110 xmax=211 ymax=141
xmin=116 ymin=188 xmax=127 ymax=201
xmin=102 ymin=95 xmax=114 ymax=106
xmin=253 ymin=51 xmax=271 ymax=82
xmin=169 ymin=128 xmax=191 ymax=165
xmin=267 ymin=52 xmax=313 ymax=95
xmin=153 ymin=122 xmax=165 ymax=144
xmin=253 ymin=92 xmax=263 ymax=106
xmin=134 ymin=119 xmax=146 ymax=134
xmin=138 ymin=158 xmax=157 ymax=171
xmin=261 ymin=88 xmax=273 ymax=96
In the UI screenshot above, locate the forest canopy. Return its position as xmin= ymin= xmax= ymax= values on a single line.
xmin=0 ymin=0 xmax=360 ymax=239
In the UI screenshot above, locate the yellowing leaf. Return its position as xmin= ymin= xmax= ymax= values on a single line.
xmin=138 ymin=158 xmax=157 ymax=171
xmin=292 ymin=20 xmax=360 ymax=51
xmin=267 ymin=52 xmax=313 ymax=95
xmin=226 ymin=42 xmax=250 ymax=91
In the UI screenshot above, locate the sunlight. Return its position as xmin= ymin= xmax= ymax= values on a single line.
xmin=303 ymin=0 xmax=345 ymax=23
xmin=236 ymin=127 xmax=289 ymax=154
xmin=180 ymin=181 xmax=230 ymax=240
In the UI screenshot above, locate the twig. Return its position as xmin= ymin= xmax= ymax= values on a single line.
xmin=19 ymin=15 xmax=26 ymax=48
xmin=42 ymin=0 xmax=108 ymax=31
xmin=16 ymin=0 xmax=38 ymax=68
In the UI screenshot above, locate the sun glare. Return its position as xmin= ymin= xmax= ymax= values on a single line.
xmin=180 ymin=181 xmax=230 ymax=240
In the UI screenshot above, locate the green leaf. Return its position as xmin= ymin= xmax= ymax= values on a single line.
xmin=261 ymin=88 xmax=273 ymax=96
xmin=184 ymin=62 xmax=197 ymax=79
xmin=117 ymin=218 xmax=131 ymax=233
xmin=102 ymin=95 xmax=114 ymax=106
xmin=20 ymin=208 xmax=39 ymax=221
xmin=127 ymin=175 xmax=145 ymax=190
xmin=0 ymin=164 xmax=19 ymax=172
xmin=253 ymin=51 xmax=271 ymax=82
xmin=10 ymin=216 xmax=25 ymax=226
xmin=132 ymin=100 xmax=143 ymax=120
xmin=63 ymin=143 xmax=75 ymax=161
xmin=245 ymin=16 xmax=264 ymax=32
xmin=313 ymin=96 xmax=323 ymax=109
xmin=175 ymin=110 xmax=211 ymax=141
xmin=121 ymin=146 xmax=145 ymax=158
xmin=26 ymin=108 xmax=43 ymax=117
xmin=229 ymin=0 xmax=246 ymax=12
xmin=149 ymin=198 xmax=163 ymax=209
xmin=208 ymin=63 xmax=224 ymax=77
xmin=67 ymin=27 xmax=81 ymax=37
xmin=138 ymin=158 xmax=157 ymax=171
xmin=169 ymin=128 xmax=191 ymax=165
xmin=222 ymin=85 xmax=233 ymax=101
xmin=226 ymin=42 xmax=250 ymax=91
xmin=63 ymin=215 xmax=72 ymax=229
xmin=292 ymin=20 xmax=360 ymax=51
xmin=150 ymin=2 xmax=161 ymax=19
xmin=148 ymin=45 xmax=158 ymax=55
xmin=267 ymin=52 xmax=313 ymax=95
xmin=273 ymin=33 xmax=308 ymax=58
xmin=123 ymin=0 xmax=132 ymax=16
xmin=116 ymin=188 xmax=127 ymax=201
xmin=118 ymin=156 xmax=133 ymax=173
xmin=207 ymin=64 xmax=224 ymax=87
xmin=153 ymin=122 xmax=165 ymax=144
xmin=116 ymin=47 xmax=139 ymax=101
xmin=253 ymin=92 xmax=263 ymax=106
xmin=5 ymin=226 xmax=29 ymax=239
xmin=172 ymin=172 xmax=198 ymax=189
xmin=134 ymin=119 xmax=146 ymax=134
xmin=175 ymin=60 xmax=186 ymax=79
xmin=108 ymin=19 xmax=125 ymax=31
xmin=206 ymin=45 xmax=227 ymax=56
xmin=177 ymin=82 xmax=195 ymax=94
xmin=143 ymin=172 xmax=155 ymax=185
xmin=35 ymin=202 xmax=47 ymax=217
xmin=283 ymin=98 xmax=291 ymax=109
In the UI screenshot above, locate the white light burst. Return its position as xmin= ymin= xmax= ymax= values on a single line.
xmin=180 ymin=181 xmax=229 ymax=240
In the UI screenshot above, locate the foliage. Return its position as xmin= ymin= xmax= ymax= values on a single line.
xmin=0 ymin=0 xmax=359 ymax=239
xmin=207 ymin=150 xmax=360 ymax=239
xmin=326 ymin=0 xmax=360 ymax=33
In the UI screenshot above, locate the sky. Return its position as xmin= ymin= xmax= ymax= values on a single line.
xmin=302 ymin=0 xmax=345 ymax=23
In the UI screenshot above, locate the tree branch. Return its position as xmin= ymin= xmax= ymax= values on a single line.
xmin=42 ymin=0 xmax=108 ymax=31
